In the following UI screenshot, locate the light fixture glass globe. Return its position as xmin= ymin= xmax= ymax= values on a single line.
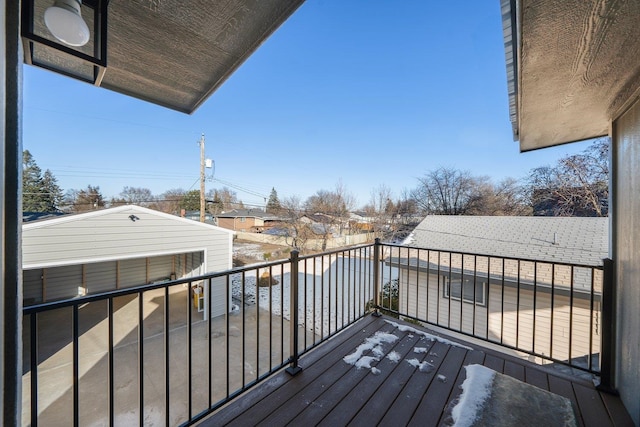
xmin=44 ymin=0 xmax=90 ymax=47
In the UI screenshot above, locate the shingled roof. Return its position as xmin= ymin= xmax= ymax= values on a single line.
xmin=404 ymin=216 xmax=608 ymax=266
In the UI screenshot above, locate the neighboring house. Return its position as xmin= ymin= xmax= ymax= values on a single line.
xmin=396 ymin=216 xmax=608 ymax=365
xmin=182 ymin=210 xmax=216 ymax=224
xmin=215 ymin=209 xmax=282 ymax=232
xmin=22 ymin=205 xmax=234 ymax=317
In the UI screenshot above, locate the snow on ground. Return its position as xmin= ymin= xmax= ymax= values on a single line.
xmin=231 ymin=255 xmax=397 ymax=337
xmin=384 ymin=320 xmax=473 ymax=350
xmin=451 ymin=364 xmax=495 ymax=427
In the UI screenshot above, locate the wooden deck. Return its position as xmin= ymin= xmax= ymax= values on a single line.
xmin=200 ymin=314 xmax=633 ymax=426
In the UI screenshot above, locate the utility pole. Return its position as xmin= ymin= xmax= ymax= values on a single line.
xmin=199 ymin=133 xmax=205 ymax=222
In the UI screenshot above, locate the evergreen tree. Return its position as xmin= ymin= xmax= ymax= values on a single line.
xmin=23 ymin=150 xmax=63 ymax=212
xmin=266 ymin=187 xmax=281 ymax=213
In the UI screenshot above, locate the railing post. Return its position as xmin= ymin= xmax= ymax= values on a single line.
xmin=373 ymin=238 xmax=382 ymax=317
xmin=597 ymin=258 xmax=617 ymax=394
xmin=286 ymin=250 xmax=302 ymax=375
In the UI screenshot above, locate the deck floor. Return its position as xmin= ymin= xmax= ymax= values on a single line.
xmin=200 ymin=314 xmax=633 ymax=426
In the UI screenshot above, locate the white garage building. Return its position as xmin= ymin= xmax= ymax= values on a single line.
xmin=22 ymin=205 xmax=234 ymax=317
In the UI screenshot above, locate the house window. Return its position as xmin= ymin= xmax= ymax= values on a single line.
xmin=442 ymin=275 xmax=486 ymax=306
xmin=239 ymin=217 xmax=246 ymax=222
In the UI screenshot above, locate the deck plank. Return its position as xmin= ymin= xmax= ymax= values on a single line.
xmin=408 ymin=345 xmax=468 ymax=427
xmin=379 ymin=341 xmax=453 ymax=426
xmin=503 ymin=360 xmax=526 ymax=381
xmin=600 ymin=391 xmax=635 ymax=427
xmin=573 ymin=382 xmax=614 ymax=427
xmin=316 ymin=328 xmax=424 ymax=426
xmin=548 ymin=373 xmax=585 ymax=427
xmin=437 ymin=349 xmax=486 ymax=427
xmin=525 ymin=364 xmax=550 ymax=390
xmin=212 ymin=315 xmax=383 ymax=426
xmin=346 ymin=338 xmax=442 ymax=426
xmin=202 ymin=315 xmax=632 ymax=427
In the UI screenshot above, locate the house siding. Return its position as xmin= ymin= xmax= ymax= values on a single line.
xmin=22 ymin=206 xmax=233 ymax=317
xmin=399 ymin=269 xmax=600 ymax=365
xmin=613 ymin=97 xmax=640 ymax=425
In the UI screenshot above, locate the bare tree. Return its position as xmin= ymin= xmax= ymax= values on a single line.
xmin=151 ymin=188 xmax=185 ymax=214
xmin=280 ymin=196 xmax=313 ymax=252
xmin=65 ymin=185 xmax=105 ymax=213
xmin=304 ymin=180 xmax=356 ymax=236
xmin=411 ymin=167 xmax=479 ymax=215
xmin=529 ymin=138 xmax=609 ymax=216
xmin=111 ymin=186 xmax=154 ymax=207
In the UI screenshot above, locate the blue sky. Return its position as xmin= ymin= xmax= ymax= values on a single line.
xmin=23 ymin=0 xmax=593 ymax=208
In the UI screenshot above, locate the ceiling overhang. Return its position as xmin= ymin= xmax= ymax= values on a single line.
xmin=502 ymin=0 xmax=640 ymax=151
xmin=22 ymin=0 xmax=305 ymax=114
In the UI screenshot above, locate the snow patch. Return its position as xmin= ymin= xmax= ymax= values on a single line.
xmin=451 ymin=364 xmax=495 ymax=427
xmin=384 ymin=320 xmax=473 ymax=350
xmin=438 ymin=374 xmax=447 ymax=382
xmin=402 ymin=232 xmax=416 ymax=245
xmin=343 ymin=331 xmax=398 ymax=375
xmin=413 ymin=347 xmax=428 ymax=354
xmin=387 ymin=351 xmax=401 ymax=363
xmin=406 ymin=358 xmax=434 ymax=373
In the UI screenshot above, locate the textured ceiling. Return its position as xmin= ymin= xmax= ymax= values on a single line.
xmin=25 ymin=0 xmax=304 ymax=113
xmin=504 ymin=0 xmax=640 ymax=151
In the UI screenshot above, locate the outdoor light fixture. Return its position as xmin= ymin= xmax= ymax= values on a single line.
xmin=129 ymin=215 xmax=140 ymax=222
xmin=44 ymin=0 xmax=91 ymax=47
xmin=22 ymin=0 xmax=108 ymax=85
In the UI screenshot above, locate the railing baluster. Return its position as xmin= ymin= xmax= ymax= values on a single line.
xmin=73 ymin=304 xmax=79 ymax=427
xmin=108 ymin=298 xmax=114 ymax=427
xmin=188 ymin=282 xmax=193 ymax=420
xmin=373 ymin=238 xmax=381 ymax=316
xmin=550 ymin=264 xmax=555 ymax=360
xmin=226 ymin=275 xmax=230 ymax=399
xmin=569 ymin=265 xmax=575 ymax=366
xmin=287 ymin=250 xmax=302 ymax=375
xmin=30 ymin=312 xmax=38 ymax=427
xmin=255 ymin=269 xmax=260 ymax=382
xmin=532 ymin=261 xmax=537 ymax=354
xmin=208 ymin=278 xmax=212 ymax=409
xmin=138 ymin=292 xmax=144 ymax=427
xmin=164 ymin=287 xmax=170 ymax=426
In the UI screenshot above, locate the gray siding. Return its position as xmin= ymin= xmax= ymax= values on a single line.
xmin=23 ymin=205 xmax=233 ymax=275
xmin=120 ymin=257 xmax=147 ymax=287
xmin=46 ymin=264 xmax=82 ymax=301
xmin=86 ymin=261 xmax=117 ymax=294
xmin=23 ymin=269 xmax=43 ymax=304
xmin=613 ymin=98 xmax=640 ymax=425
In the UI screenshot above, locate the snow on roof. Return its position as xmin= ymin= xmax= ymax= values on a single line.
xmin=408 ymin=216 xmax=608 ymax=266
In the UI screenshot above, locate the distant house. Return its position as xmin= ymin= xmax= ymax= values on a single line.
xmin=397 ymin=215 xmax=608 ymax=364
xmin=215 ymin=209 xmax=282 ymax=232
xmin=22 ymin=205 xmax=234 ymax=317
xmin=182 ymin=210 xmax=216 ymax=224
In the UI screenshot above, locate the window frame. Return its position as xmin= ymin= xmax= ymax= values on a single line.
xmin=442 ymin=275 xmax=487 ymax=306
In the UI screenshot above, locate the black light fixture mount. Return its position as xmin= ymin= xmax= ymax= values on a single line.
xmin=21 ymin=0 xmax=108 ymax=85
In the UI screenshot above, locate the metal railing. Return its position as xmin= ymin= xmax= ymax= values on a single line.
xmin=22 ymin=241 xmax=610 ymax=426
xmin=22 ymin=244 xmax=375 ymax=426
xmin=377 ymin=240 xmax=609 ymax=376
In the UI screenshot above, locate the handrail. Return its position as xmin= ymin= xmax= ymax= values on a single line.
xmin=22 ymin=241 xmax=607 ymax=426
